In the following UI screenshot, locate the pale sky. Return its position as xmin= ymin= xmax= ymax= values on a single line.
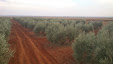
xmin=0 ymin=0 xmax=113 ymax=16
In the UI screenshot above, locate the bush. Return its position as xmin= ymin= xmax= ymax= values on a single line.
xmin=33 ymin=21 xmax=48 ymax=35
xmin=14 ymin=17 xmax=36 ymax=29
xmin=46 ymin=23 xmax=66 ymax=44
xmin=0 ymin=18 xmax=12 ymax=38
xmin=101 ymin=22 xmax=113 ymax=35
xmin=72 ymin=32 xmax=96 ymax=64
xmin=75 ymin=22 xmax=93 ymax=33
xmin=82 ymin=24 xmax=93 ymax=32
xmin=88 ymin=21 xmax=103 ymax=29
xmin=65 ymin=25 xmax=80 ymax=42
xmin=95 ymin=22 xmax=113 ymax=64
xmin=72 ymin=22 xmax=113 ymax=64
xmin=14 ymin=18 xmax=101 ymax=47
xmin=76 ymin=20 xmax=86 ymax=24
xmin=26 ymin=20 xmax=36 ymax=29
xmin=0 ymin=17 xmax=13 ymax=64
xmin=0 ymin=34 xmax=13 ymax=64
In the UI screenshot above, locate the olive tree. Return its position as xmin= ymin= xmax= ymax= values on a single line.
xmin=72 ymin=22 xmax=113 ymax=64
xmin=65 ymin=25 xmax=80 ymax=42
xmin=88 ymin=21 xmax=103 ymax=29
xmin=0 ymin=34 xmax=13 ymax=64
xmin=75 ymin=22 xmax=93 ymax=33
xmin=46 ymin=22 xmax=66 ymax=44
xmin=72 ymin=32 xmax=97 ymax=64
xmin=0 ymin=18 xmax=13 ymax=64
xmin=95 ymin=22 xmax=113 ymax=64
xmin=33 ymin=21 xmax=48 ymax=35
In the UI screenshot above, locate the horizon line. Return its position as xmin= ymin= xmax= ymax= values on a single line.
xmin=0 ymin=15 xmax=113 ymax=18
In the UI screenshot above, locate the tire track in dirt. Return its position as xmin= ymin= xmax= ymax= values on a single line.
xmin=19 ymin=27 xmax=59 ymax=64
xmin=15 ymin=29 xmax=31 ymax=64
xmin=18 ymin=27 xmax=51 ymax=64
xmin=18 ymin=21 xmax=58 ymax=64
xmin=9 ymin=21 xmax=32 ymax=64
xmin=15 ymin=27 xmax=38 ymax=64
xmin=9 ymin=20 xmax=58 ymax=64
xmin=19 ymin=23 xmax=46 ymax=64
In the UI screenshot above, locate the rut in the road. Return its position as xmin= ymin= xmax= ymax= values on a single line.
xmin=9 ymin=20 xmax=58 ymax=64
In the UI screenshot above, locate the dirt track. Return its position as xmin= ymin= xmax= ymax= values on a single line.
xmin=9 ymin=20 xmax=59 ymax=64
xmin=8 ymin=20 xmax=76 ymax=64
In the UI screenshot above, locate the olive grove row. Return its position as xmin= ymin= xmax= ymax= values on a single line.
xmin=0 ymin=17 xmax=13 ymax=64
xmin=14 ymin=17 xmax=113 ymax=64
xmin=73 ymin=22 xmax=113 ymax=64
xmin=14 ymin=17 xmax=102 ymax=44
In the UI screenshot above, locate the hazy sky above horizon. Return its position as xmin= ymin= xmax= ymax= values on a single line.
xmin=0 ymin=0 xmax=113 ymax=16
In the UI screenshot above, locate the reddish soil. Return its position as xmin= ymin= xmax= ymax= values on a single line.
xmin=8 ymin=20 xmax=76 ymax=64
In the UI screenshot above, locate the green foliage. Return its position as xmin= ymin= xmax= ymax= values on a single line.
xmin=76 ymin=20 xmax=86 ymax=24
xmin=72 ymin=22 xmax=113 ymax=64
xmin=0 ymin=18 xmax=12 ymax=38
xmin=26 ymin=20 xmax=36 ymax=29
xmin=0 ymin=34 xmax=13 ymax=64
xmin=82 ymin=24 xmax=93 ymax=32
xmin=14 ymin=17 xmax=37 ymax=29
xmin=45 ymin=20 xmax=84 ymax=44
xmin=0 ymin=17 xmax=13 ymax=64
xmin=33 ymin=21 xmax=48 ymax=35
xmin=46 ymin=23 xmax=66 ymax=44
xmin=101 ymin=22 xmax=113 ymax=35
xmin=88 ymin=21 xmax=103 ymax=29
xmin=14 ymin=17 xmax=112 ymax=64
xmin=75 ymin=22 xmax=93 ymax=33
xmin=65 ymin=25 xmax=80 ymax=41
xmin=95 ymin=23 xmax=113 ymax=64
xmin=72 ymin=32 xmax=96 ymax=64
xmin=14 ymin=17 xmax=98 ymax=45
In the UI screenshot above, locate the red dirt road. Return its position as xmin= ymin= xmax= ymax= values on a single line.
xmin=8 ymin=20 xmax=76 ymax=64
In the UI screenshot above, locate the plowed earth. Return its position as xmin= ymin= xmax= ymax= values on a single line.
xmin=8 ymin=20 xmax=76 ymax=64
